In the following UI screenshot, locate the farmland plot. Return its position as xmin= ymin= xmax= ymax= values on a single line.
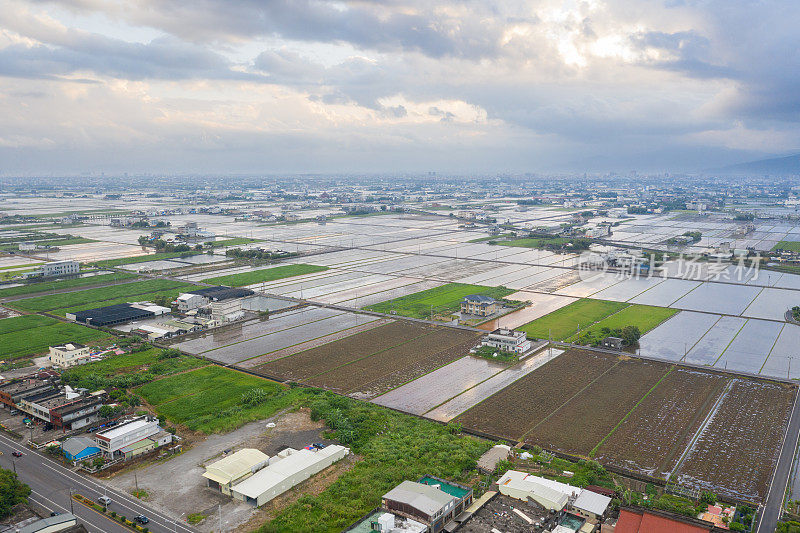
xmin=523 ymin=358 xmax=671 ymax=456
xmin=593 ymin=368 xmax=727 ymax=478
xmin=306 ymin=326 xmax=477 ymax=394
xmin=257 ymin=320 xmax=426 ymax=381
xmin=454 ymin=349 xmax=618 ymax=440
xmin=675 ymin=379 xmax=795 ymax=502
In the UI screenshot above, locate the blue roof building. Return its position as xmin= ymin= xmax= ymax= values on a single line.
xmin=62 ymin=436 xmax=101 ymax=461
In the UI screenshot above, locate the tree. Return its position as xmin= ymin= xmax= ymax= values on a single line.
xmin=620 ymin=325 xmax=641 ymax=346
xmin=0 ymin=469 xmax=31 ymax=518
xmin=98 ymin=405 xmax=115 ymax=419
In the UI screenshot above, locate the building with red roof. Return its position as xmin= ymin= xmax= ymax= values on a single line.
xmin=614 ymin=507 xmax=728 ymax=533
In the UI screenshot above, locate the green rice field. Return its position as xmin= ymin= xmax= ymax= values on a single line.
xmin=8 ymin=279 xmax=195 ymax=313
xmin=365 ymin=283 xmax=515 ymax=319
xmin=203 ymin=263 xmax=328 ymax=287
xmin=0 ymin=315 xmax=110 ymax=359
xmin=0 ymin=272 xmax=138 ymax=298
xmin=565 ymin=304 xmax=678 ymax=343
xmin=517 ymin=298 xmax=628 ymax=340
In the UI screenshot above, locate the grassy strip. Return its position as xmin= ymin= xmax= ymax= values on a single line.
xmin=0 ymin=263 xmax=39 ymax=271
xmin=365 ymin=283 xmax=515 ymax=320
xmin=52 ymin=286 xmax=195 ymax=316
xmin=589 ymin=367 xmax=674 ymax=457
xmin=517 ymin=298 xmax=628 ymax=341
xmin=0 ymin=237 xmax=96 ymax=251
xmin=203 ymin=264 xmax=329 ymax=287
xmin=211 ymin=237 xmax=260 ymax=247
xmin=93 ymin=252 xmax=201 ymax=268
xmin=0 ymin=272 xmax=138 ymax=298
xmin=8 ymin=279 xmax=193 ymax=312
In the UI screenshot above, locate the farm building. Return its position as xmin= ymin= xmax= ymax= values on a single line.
xmin=614 ymin=507 xmax=727 ymax=532
xmin=477 ymin=444 xmax=512 ymax=474
xmin=231 ymin=445 xmax=349 ymax=506
xmin=344 ymin=511 xmax=427 ymax=533
xmin=16 ymin=387 xmax=106 ymax=430
xmin=176 ymin=286 xmax=255 ymax=311
xmin=18 ymin=513 xmax=78 ymax=533
xmin=382 ymin=477 xmax=473 ymax=533
xmin=203 ymin=448 xmax=270 ymax=495
xmin=62 ymin=436 xmax=101 ymax=462
xmin=48 ymin=343 xmax=91 ymax=368
xmin=600 ymin=336 xmax=623 ymax=350
xmin=570 ymin=489 xmax=611 ymax=521
xmin=481 ymin=328 xmax=532 ymax=354
xmin=496 ymin=471 xmax=579 ymax=511
xmin=67 ymin=302 xmax=170 ymax=327
xmin=460 ymin=295 xmax=499 ymax=317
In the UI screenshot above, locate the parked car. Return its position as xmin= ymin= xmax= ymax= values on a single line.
xmin=134 ymin=515 xmax=149 ymax=524
xmin=11 ymin=451 xmax=22 ymax=457
xmin=98 ymin=496 xmax=112 ymax=506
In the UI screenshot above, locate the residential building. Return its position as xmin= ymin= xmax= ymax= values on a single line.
xmin=62 ymin=436 xmax=102 ymax=462
xmin=95 ymin=416 xmax=161 ymax=458
xmin=15 ymin=387 xmax=106 ymax=430
xmin=18 ymin=241 xmax=37 ymax=251
xmin=496 ymin=471 xmax=580 ymax=511
xmin=24 ymin=261 xmax=80 ymax=278
xmin=481 ymin=328 xmax=532 ymax=354
xmin=176 ymin=286 xmax=255 ymax=312
xmin=203 ymin=448 xmax=270 ymax=495
xmin=231 ymin=445 xmax=349 ymax=506
xmin=460 ymin=295 xmax=499 ymax=317
xmin=0 ymin=377 xmax=54 ymax=410
xmin=48 ymin=343 xmax=92 ymax=368
xmin=381 ymin=477 xmax=473 ymax=533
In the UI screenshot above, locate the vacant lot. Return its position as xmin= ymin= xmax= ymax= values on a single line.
xmin=523 ymin=357 xmax=671 ymax=456
xmin=365 ymin=282 xmax=514 ymax=319
xmin=517 ymin=298 xmax=628 ymax=340
xmin=594 ymin=368 xmax=727 ymax=478
xmin=204 ymin=264 xmax=329 ymax=287
xmin=60 ymin=348 xmax=207 ymax=391
xmin=455 ymin=349 xmax=619 ymax=440
xmin=9 ymin=279 xmax=195 ymax=313
xmin=138 ymin=365 xmax=301 ymax=433
xmin=0 ymin=314 xmax=109 ymax=359
xmin=565 ymin=304 xmax=678 ymax=344
xmin=675 ymin=379 xmax=795 ymax=502
xmin=0 ymin=272 xmax=138 ymax=298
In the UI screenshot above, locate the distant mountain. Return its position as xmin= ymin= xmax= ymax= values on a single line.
xmin=715 ymin=153 xmax=800 ymax=175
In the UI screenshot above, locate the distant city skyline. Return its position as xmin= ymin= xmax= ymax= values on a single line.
xmin=0 ymin=0 xmax=798 ymax=175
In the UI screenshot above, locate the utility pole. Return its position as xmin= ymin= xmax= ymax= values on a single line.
xmin=69 ymin=488 xmax=74 ymax=514
xmin=218 ymin=503 xmax=223 ymax=533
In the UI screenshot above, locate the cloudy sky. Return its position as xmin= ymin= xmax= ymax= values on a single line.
xmin=0 ymin=0 xmax=798 ymax=175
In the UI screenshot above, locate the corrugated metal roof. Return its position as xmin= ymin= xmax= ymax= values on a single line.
xmin=203 ymin=449 xmax=269 ymax=482
xmin=383 ymin=480 xmax=456 ymax=516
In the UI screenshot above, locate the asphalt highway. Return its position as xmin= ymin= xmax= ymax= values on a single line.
xmin=0 ymin=433 xmax=199 ymax=533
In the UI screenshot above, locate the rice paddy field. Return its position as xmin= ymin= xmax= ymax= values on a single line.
xmin=7 ymin=278 xmax=196 ymax=313
xmin=516 ymin=298 xmax=628 ymax=340
xmin=203 ymin=263 xmax=329 ymax=287
xmin=453 ymin=348 xmax=795 ymax=503
xmin=364 ymin=282 xmax=515 ymax=319
xmin=0 ymin=314 xmax=110 ymax=359
xmin=0 ymin=271 xmax=138 ymax=298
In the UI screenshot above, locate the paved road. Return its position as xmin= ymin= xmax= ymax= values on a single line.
xmin=755 ymin=389 xmax=800 ymax=533
xmin=0 ymin=433 xmax=199 ymax=533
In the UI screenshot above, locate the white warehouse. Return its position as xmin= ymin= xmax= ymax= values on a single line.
xmin=231 ymin=445 xmax=349 ymax=506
